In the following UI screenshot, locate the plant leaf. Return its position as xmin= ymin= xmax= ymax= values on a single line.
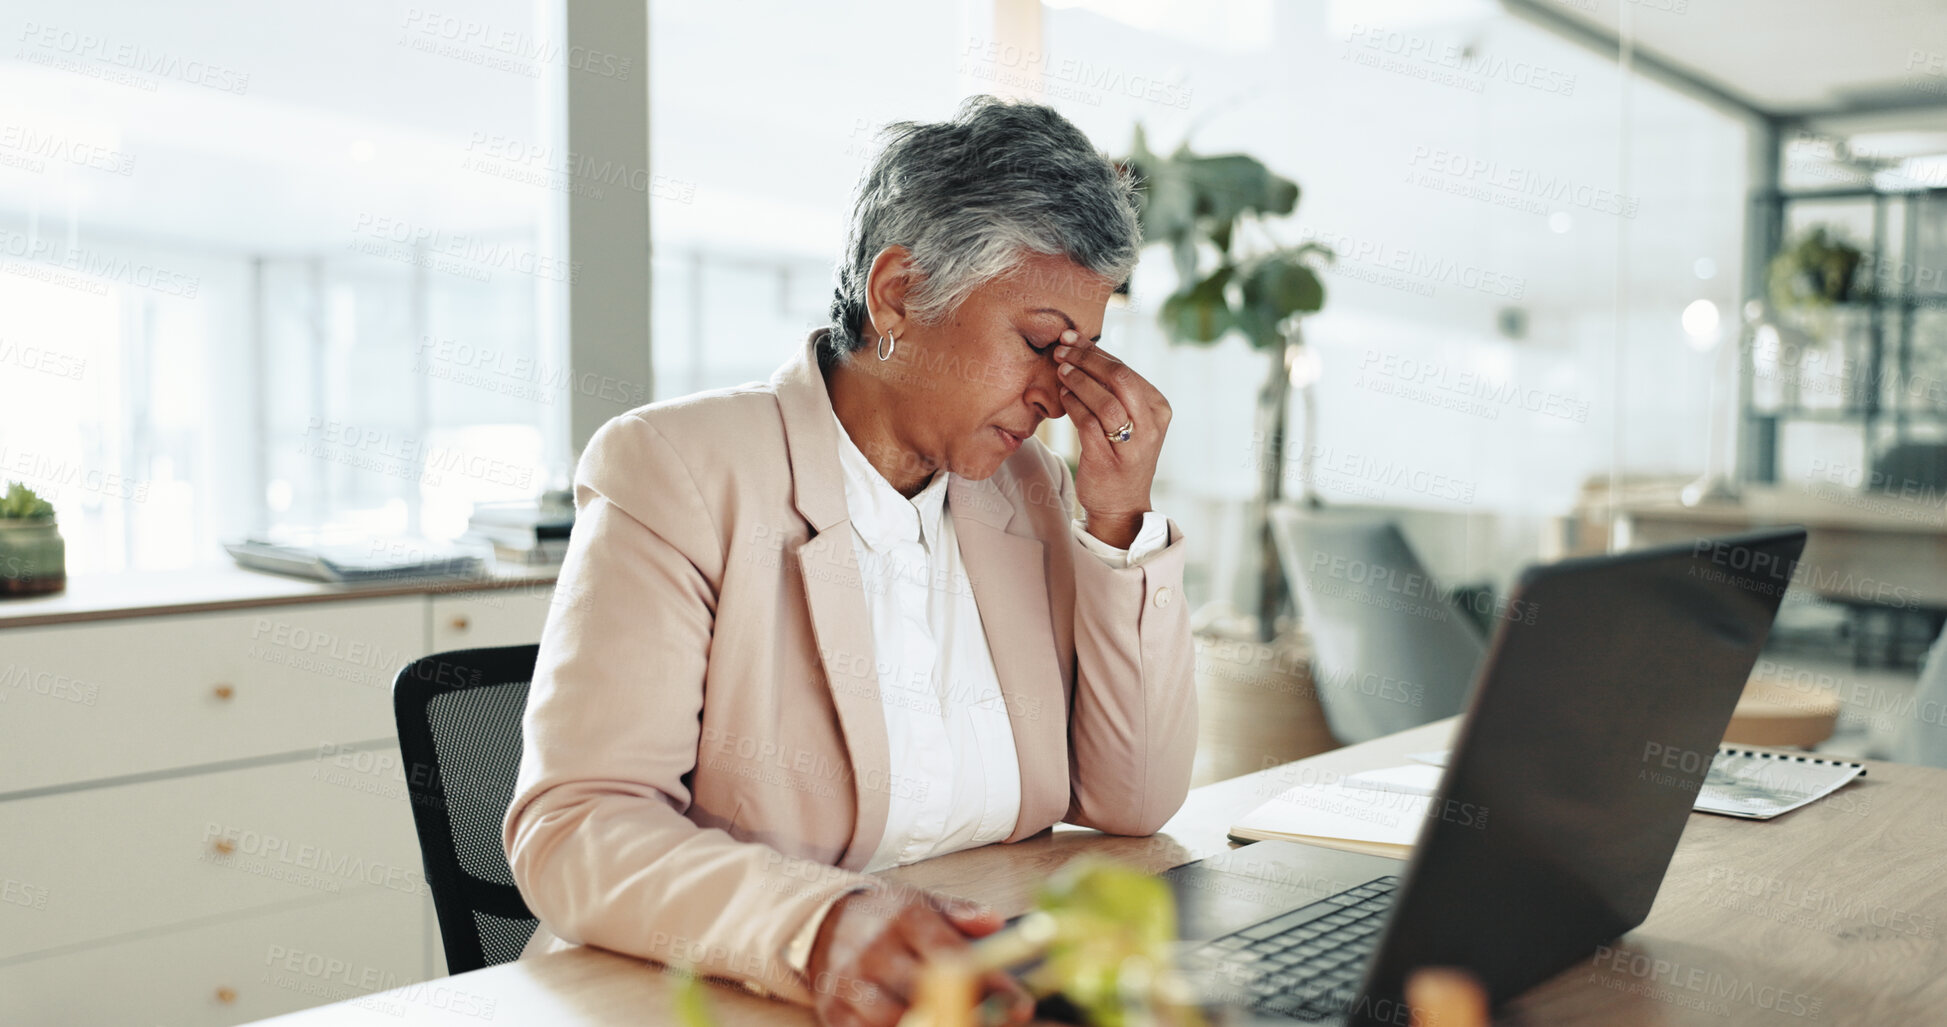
xmin=1160 ymin=266 xmax=1235 ymax=344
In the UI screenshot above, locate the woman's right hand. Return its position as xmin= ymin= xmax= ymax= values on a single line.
xmin=805 ymin=888 xmax=1035 ymax=1027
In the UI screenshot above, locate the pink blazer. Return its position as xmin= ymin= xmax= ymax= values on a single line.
xmin=503 ymin=329 xmax=1197 ymax=1003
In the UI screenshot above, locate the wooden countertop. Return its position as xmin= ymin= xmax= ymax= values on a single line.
xmin=1619 ymin=484 xmax=1947 ymax=534
xmin=0 ymin=562 xmax=558 ymax=630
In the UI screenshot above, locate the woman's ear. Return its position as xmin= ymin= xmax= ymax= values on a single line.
xmin=863 ymin=245 xmax=915 ymax=338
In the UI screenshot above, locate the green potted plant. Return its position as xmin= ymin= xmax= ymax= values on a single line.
xmin=1117 ymin=128 xmax=1341 ymax=781
xmin=1766 ymin=225 xmax=1863 ymax=313
xmin=1762 ymin=226 xmax=1868 ymax=413
xmin=0 ymin=482 xmax=66 ymax=596
xmin=1119 ymin=127 xmax=1332 ymax=643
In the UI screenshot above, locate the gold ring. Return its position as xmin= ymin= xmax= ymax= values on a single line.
xmin=1106 ymin=421 xmax=1134 ymax=444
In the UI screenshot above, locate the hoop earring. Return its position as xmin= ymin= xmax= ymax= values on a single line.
xmin=876 ymin=329 xmax=897 ymax=362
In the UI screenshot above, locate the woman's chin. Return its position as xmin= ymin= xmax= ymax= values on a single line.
xmin=948 ymin=442 xmax=1007 ymax=481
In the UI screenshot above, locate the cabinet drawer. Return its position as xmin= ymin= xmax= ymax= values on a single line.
xmin=429 ymin=586 xmax=555 ymax=652
xmin=0 ymin=597 xmax=424 ymax=790
xmin=0 ymin=883 xmax=431 ymax=1027
xmin=0 ymin=754 xmax=424 ymax=961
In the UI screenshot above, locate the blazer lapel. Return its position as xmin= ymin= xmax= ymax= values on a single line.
xmin=948 ymin=474 xmax=1070 ymax=839
xmin=794 ymin=531 xmax=892 ymax=870
xmin=773 ymin=330 xmax=891 ymax=870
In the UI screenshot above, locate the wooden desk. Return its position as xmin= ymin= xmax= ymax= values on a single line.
xmin=248 ymin=720 xmax=1947 ymax=1026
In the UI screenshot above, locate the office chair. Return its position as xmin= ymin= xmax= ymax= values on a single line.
xmin=1269 ymin=507 xmax=1487 ymax=744
xmin=393 ymin=644 xmax=539 ymax=973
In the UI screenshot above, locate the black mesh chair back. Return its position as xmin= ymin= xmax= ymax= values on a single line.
xmin=393 ymin=644 xmax=540 ymax=973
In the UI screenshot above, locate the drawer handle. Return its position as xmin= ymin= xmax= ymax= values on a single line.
xmin=212 ymin=684 xmax=235 ymax=701
xmin=215 ymin=986 xmax=237 ymax=1004
xmin=449 ymin=615 xmax=471 ymax=632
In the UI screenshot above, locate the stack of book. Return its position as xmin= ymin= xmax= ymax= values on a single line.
xmin=461 ymin=492 xmax=574 ymax=567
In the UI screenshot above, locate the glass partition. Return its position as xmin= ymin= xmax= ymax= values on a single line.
xmin=0 ymin=0 xmax=569 ymax=571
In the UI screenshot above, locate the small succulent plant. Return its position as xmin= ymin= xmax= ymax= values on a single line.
xmin=0 ymin=482 xmax=54 ymax=519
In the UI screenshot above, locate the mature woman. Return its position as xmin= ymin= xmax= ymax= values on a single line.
xmin=503 ymin=96 xmax=1196 ymax=1027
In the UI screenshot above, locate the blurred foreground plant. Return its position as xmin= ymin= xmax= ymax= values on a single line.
xmin=902 ymin=858 xmax=1204 ymax=1027
xmin=666 ymin=858 xmax=1493 ymax=1027
xmin=671 ymin=965 xmax=715 ymax=1027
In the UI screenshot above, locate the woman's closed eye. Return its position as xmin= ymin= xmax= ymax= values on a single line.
xmin=1022 ymin=334 xmax=1058 ymax=357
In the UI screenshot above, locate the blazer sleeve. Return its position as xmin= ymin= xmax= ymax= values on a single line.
xmin=502 ymin=412 xmax=875 ymax=1004
xmin=1054 ymin=455 xmax=1199 ymax=835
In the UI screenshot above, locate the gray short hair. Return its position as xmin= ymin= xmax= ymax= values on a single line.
xmin=826 ymin=96 xmax=1141 ymax=359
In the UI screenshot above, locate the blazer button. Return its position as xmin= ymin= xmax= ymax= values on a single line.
xmin=1153 ymin=586 xmax=1173 ymax=608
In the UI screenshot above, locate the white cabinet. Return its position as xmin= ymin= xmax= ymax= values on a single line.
xmin=0 ymin=756 xmax=422 ymax=960
xmin=0 ymin=598 xmax=423 ymax=792
xmin=0 ymin=581 xmax=551 ymax=1027
xmin=428 ymin=586 xmax=556 ymax=654
xmin=0 ymin=884 xmax=429 ymax=1027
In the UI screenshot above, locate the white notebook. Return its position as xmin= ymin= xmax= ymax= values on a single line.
xmin=1697 ymin=748 xmax=1868 ymax=819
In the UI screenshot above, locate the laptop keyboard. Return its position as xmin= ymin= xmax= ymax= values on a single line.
xmin=1188 ymin=875 xmax=1401 ymax=1021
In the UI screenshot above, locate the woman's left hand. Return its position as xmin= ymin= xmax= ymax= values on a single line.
xmin=1053 ymin=330 xmax=1170 ymax=550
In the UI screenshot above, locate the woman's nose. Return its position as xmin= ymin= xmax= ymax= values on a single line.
xmin=1026 ymin=360 xmax=1065 ymax=420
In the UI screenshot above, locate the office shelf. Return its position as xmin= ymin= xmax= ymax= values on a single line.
xmin=1741 ymin=186 xmax=1947 ymax=484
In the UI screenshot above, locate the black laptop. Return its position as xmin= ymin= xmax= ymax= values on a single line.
xmin=1157 ymin=527 xmax=1807 ymax=1024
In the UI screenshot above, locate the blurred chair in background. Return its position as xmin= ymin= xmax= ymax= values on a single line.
xmin=1898 ymin=625 xmax=1947 ymax=768
xmin=1269 ymin=507 xmax=1486 ymax=744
